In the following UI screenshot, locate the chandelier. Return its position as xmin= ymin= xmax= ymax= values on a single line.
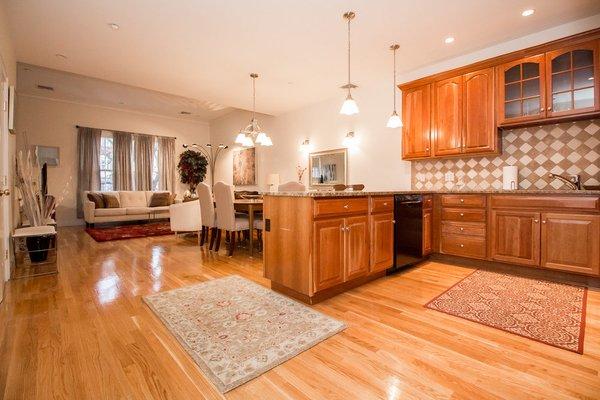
xmin=235 ymin=73 xmax=273 ymax=147
xmin=386 ymin=44 xmax=403 ymax=128
xmin=339 ymin=11 xmax=359 ymax=115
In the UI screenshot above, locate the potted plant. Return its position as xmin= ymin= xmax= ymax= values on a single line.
xmin=177 ymin=149 xmax=208 ymax=198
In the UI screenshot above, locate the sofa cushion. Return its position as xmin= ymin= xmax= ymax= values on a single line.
xmin=149 ymin=192 xmax=171 ymax=207
xmin=95 ymin=208 xmax=127 ymax=217
xmin=126 ymin=207 xmax=152 ymax=215
xmin=119 ymin=191 xmax=148 ymax=208
xmin=87 ymin=192 xmax=105 ymax=208
xmin=145 ymin=191 xmax=170 ymax=206
xmin=102 ymin=193 xmax=121 ymax=208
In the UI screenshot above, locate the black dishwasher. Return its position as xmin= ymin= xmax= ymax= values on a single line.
xmin=389 ymin=194 xmax=428 ymax=273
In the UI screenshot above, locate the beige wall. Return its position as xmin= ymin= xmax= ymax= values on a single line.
xmin=15 ymin=95 xmax=210 ymax=226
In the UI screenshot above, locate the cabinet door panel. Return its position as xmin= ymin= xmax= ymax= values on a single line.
xmin=434 ymin=76 xmax=463 ymax=156
xmin=371 ymin=213 xmax=394 ymax=272
xmin=496 ymin=55 xmax=546 ymax=124
xmin=402 ymin=84 xmax=432 ymax=159
xmin=490 ymin=210 xmax=540 ymax=266
xmin=422 ymin=209 xmax=432 ymax=255
xmin=346 ymin=215 xmax=370 ymax=280
xmin=464 ymin=68 xmax=497 ymax=153
xmin=546 ymin=41 xmax=599 ymax=117
xmin=541 ymin=213 xmax=599 ymax=275
xmin=313 ymin=218 xmax=345 ymax=291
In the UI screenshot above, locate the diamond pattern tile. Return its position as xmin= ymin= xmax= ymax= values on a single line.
xmin=411 ymin=120 xmax=600 ymax=190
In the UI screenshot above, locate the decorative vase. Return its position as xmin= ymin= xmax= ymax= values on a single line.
xmin=25 ymin=235 xmax=51 ymax=263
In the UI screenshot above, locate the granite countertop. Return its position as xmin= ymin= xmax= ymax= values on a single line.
xmin=263 ymin=189 xmax=600 ymax=197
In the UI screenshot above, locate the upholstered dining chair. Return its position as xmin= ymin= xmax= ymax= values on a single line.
xmin=278 ymin=181 xmax=306 ymax=191
xmin=169 ymin=200 xmax=202 ymax=244
xmin=213 ymin=182 xmax=249 ymax=256
xmin=253 ymin=218 xmax=263 ymax=252
xmin=197 ymin=182 xmax=218 ymax=249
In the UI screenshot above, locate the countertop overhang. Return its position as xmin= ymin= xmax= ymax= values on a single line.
xmin=262 ymin=189 xmax=600 ymax=197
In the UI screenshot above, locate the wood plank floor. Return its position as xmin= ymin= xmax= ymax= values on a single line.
xmin=0 ymin=226 xmax=599 ymax=399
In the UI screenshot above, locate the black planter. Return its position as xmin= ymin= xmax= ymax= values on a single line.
xmin=26 ymin=236 xmax=51 ymax=263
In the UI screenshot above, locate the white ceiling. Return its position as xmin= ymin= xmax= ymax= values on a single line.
xmin=5 ymin=0 xmax=600 ymax=118
xmin=17 ymin=63 xmax=232 ymax=121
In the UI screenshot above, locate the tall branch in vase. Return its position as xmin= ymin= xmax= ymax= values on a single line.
xmin=182 ymin=143 xmax=228 ymax=186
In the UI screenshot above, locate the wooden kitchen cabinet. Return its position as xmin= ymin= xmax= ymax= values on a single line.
xmin=545 ymin=41 xmax=599 ymax=117
xmin=433 ymin=76 xmax=463 ymax=156
xmin=540 ymin=213 xmax=600 ymax=275
xmin=370 ymin=212 xmax=395 ymax=273
xmin=422 ymin=209 xmax=433 ymax=255
xmin=313 ymin=218 xmax=345 ymax=291
xmin=346 ymin=215 xmax=370 ymax=280
xmin=402 ymin=84 xmax=432 ymax=159
xmin=490 ymin=210 xmax=540 ymax=266
xmin=496 ymin=54 xmax=546 ymax=125
xmin=463 ymin=68 xmax=497 ymax=153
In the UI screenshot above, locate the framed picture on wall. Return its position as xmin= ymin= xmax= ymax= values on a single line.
xmin=232 ymin=147 xmax=256 ymax=186
xmin=35 ymin=145 xmax=60 ymax=167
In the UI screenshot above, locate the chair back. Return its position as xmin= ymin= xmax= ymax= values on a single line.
xmin=213 ymin=182 xmax=236 ymax=231
xmin=169 ymin=200 xmax=201 ymax=232
xmin=278 ymin=181 xmax=306 ymax=191
xmin=197 ymin=182 xmax=216 ymax=227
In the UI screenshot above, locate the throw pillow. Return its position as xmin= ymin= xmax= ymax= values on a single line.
xmin=102 ymin=193 xmax=120 ymax=208
xmin=87 ymin=192 xmax=105 ymax=208
xmin=149 ymin=192 xmax=171 ymax=207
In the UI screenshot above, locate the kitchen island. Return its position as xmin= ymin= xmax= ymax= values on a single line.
xmin=263 ymin=190 xmax=600 ymax=304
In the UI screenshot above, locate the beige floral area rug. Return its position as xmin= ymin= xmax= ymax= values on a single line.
xmin=143 ymin=275 xmax=346 ymax=392
xmin=426 ymin=270 xmax=587 ymax=353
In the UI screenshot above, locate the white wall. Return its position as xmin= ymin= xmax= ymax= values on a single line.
xmin=210 ymin=15 xmax=600 ymax=191
xmin=15 ymin=95 xmax=210 ymax=226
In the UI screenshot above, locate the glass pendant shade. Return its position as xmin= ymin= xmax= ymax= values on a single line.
xmin=255 ymin=132 xmax=267 ymax=144
xmin=386 ymin=111 xmax=403 ymax=128
xmin=261 ymin=136 xmax=273 ymax=146
xmin=235 ymin=132 xmax=246 ymax=144
xmin=241 ymin=136 xmax=254 ymax=147
xmin=340 ymin=93 xmax=359 ymax=115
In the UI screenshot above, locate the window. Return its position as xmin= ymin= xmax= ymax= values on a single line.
xmin=151 ymin=138 xmax=160 ymax=191
xmin=99 ymin=132 xmax=114 ymax=191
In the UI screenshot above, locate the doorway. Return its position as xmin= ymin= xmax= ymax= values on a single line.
xmin=0 ymin=72 xmax=11 ymax=303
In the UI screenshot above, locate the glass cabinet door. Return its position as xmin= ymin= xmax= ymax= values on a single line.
xmin=497 ymin=54 xmax=546 ymax=124
xmin=546 ymin=41 xmax=598 ymax=117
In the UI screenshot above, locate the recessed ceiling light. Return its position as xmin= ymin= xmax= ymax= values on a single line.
xmin=444 ymin=37 xmax=455 ymax=44
xmin=108 ymin=22 xmax=120 ymax=30
xmin=521 ymin=9 xmax=535 ymax=17
xmin=55 ymin=53 xmax=67 ymax=59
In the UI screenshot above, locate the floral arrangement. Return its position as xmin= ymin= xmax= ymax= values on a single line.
xmin=296 ymin=164 xmax=307 ymax=183
xmin=177 ymin=149 xmax=208 ymax=194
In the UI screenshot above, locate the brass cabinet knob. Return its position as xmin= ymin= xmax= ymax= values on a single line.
xmin=540 ymin=108 xmax=544 ymax=112
xmin=460 ymin=244 xmax=464 ymax=248
xmin=460 ymin=213 xmax=464 ymax=217
xmin=343 ymin=204 xmax=349 ymax=209
xmin=460 ymin=199 xmax=464 ymax=203
xmin=460 ymin=227 xmax=464 ymax=231
xmin=1 ymin=188 xmax=9 ymax=196
xmin=534 ymin=219 xmax=539 ymax=223
xmin=426 ymin=147 xmax=430 ymax=151
xmin=542 ymin=220 xmax=546 ymax=224
xmin=547 ymin=107 xmax=552 ymax=111
xmin=383 ymin=202 xmax=388 ymax=206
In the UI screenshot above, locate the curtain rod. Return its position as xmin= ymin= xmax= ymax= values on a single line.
xmin=75 ymin=125 xmax=177 ymax=140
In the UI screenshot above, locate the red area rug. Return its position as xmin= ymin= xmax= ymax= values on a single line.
xmin=426 ymin=270 xmax=587 ymax=353
xmin=86 ymin=222 xmax=174 ymax=242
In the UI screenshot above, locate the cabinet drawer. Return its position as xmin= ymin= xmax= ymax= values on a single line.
xmin=442 ymin=221 xmax=486 ymax=237
xmin=314 ymin=198 xmax=368 ymax=217
xmin=441 ymin=234 xmax=486 ymax=259
xmin=491 ymin=195 xmax=599 ymax=212
xmin=442 ymin=208 xmax=486 ymax=222
xmin=370 ymin=196 xmax=394 ymax=213
xmin=441 ymin=194 xmax=486 ymax=208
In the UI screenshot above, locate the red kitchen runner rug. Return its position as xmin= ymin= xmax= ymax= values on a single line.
xmin=86 ymin=222 xmax=174 ymax=242
xmin=426 ymin=269 xmax=587 ymax=353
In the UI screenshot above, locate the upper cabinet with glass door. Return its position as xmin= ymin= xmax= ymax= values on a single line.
xmin=497 ymin=55 xmax=546 ymax=124
xmin=546 ymin=41 xmax=599 ymax=117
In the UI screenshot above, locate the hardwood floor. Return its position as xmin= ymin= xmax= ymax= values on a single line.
xmin=0 ymin=226 xmax=599 ymax=399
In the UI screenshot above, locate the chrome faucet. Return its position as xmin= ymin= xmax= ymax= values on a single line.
xmin=548 ymin=173 xmax=581 ymax=190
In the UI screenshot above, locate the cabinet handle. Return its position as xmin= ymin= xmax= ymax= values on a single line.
xmin=343 ymin=204 xmax=349 ymax=209
xmin=547 ymin=107 xmax=552 ymax=111
xmin=542 ymin=220 xmax=546 ymax=224
xmin=460 ymin=244 xmax=464 ymax=248
xmin=383 ymin=202 xmax=388 ymax=206
xmin=426 ymin=147 xmax=430 ymax=151
xmin=534 ymin=219 xmax=539 ymax=223
xmin=460 ymin=199 xmax=464 ymax=203
xmin=540 ymin=108 xmax=544 ymax=112
xmin=460 ymin=227 xmax=464 ymax=231
xmin=460 ymin=213 xmax=464 ymax=217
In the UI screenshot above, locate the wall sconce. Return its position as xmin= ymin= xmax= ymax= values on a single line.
xmin=299 ymin=139 xmax=313 ymax=152
xmin=343 ymin=131 xmax=357 ymax=147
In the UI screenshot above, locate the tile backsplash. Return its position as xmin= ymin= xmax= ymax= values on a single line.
xmin=411 ymin=119 xmax=600 ymax=190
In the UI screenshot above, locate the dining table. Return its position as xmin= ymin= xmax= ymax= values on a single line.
xmin=233 ymin=198 xmax=263 ymax=257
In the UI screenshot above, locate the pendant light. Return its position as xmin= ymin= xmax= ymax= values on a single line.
xmin=235 ymin=73 xmax=273 ymax=147
xmin=386 ymin=44 xmax=403 ymax=128
xmin=339 ymin=11 xmax=359 ymax=115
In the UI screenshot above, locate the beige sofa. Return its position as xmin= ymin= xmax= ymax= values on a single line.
xmin=83 ymin=190 xmax=176 ymax=225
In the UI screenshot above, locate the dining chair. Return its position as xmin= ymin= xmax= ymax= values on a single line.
xmin=169 ymin=200 xmax=202 ymax=244
xmin=278 ymin=181 xmax=306 ymax=191
xmin=213 ymin=182 xmax=249 ymax=256
xmin=253 ymin=218 xmax=263 ymax=252
xmin=197 ymin=182 xmax=218 ymax=249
